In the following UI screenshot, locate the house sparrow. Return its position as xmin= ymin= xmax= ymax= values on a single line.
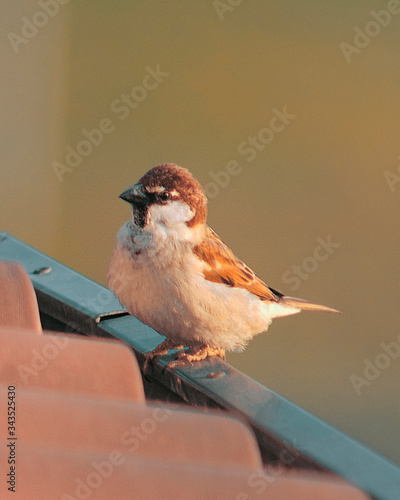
xmin=108 ymin=164 xmax=339 ymax=368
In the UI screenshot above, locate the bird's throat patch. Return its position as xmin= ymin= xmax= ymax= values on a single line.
xmin=133 ymin=205 xmax=149 ymax=228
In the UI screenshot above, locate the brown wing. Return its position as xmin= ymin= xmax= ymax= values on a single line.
xmin=192 ymin=227 xmax=282 ymax=302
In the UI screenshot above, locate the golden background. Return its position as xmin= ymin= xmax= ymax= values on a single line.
xmin=2 ymin=1 xmax=400 ymax=464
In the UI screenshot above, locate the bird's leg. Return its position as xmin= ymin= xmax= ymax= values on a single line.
xmin=167 ymin=345 xmax=226 ymax=369
xmin=143 ymin=338 xmax=185 ymax=372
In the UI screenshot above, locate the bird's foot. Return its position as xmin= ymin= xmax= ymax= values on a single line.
xmin=143 ymin=339 xmax=185 ymax=372
xmin=167 ymin=345 xmax=226 ymax=369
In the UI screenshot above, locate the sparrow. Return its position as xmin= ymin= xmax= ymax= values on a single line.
xmin=108 ymin=163 xmax=339 ymax=369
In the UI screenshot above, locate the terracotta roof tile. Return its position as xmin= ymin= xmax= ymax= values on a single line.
xmin=0 ymin=386 xmax=261 ymax=470
xmin=0 ymin=261 xmax=41 ymax=332
xmin=0 ymin=327 xmax=145 ymax=402
xmin=0 ymin=444 xmax=368 ymax=499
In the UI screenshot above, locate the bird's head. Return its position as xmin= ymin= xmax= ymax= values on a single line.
xmin=119 ymin=163 xmax=207 ymax=229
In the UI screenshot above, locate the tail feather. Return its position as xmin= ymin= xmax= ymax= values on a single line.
xmin=281 ymin=296 xmax=341 ymax=314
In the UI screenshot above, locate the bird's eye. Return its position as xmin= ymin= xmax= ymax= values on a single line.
xmin=158 ymin=191 xmax=171 ymax=203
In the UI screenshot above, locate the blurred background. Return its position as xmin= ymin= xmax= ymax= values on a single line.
xmin=1 ymin=0 xmax=400 ymax=465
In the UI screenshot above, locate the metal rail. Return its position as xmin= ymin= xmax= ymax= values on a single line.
xmin=1 ymin=231 xmax=399 ymax=500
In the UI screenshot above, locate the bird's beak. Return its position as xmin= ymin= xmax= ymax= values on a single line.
xmin=119 ymin=183 xmax=148 ymax=205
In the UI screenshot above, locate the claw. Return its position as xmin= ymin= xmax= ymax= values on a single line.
xmin=167 ymin=346 xmax=226 ymax=369
xmin=143 ymin=339 xmax=185 ymax=373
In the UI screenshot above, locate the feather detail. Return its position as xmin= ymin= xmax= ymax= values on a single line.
xmin=280 ymin=296 xmax=340 ymax=314
xmin=193 ymin=227 xmax=340 ymax=314
xmin=193 ymin=227 xmax=283 ymax=302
